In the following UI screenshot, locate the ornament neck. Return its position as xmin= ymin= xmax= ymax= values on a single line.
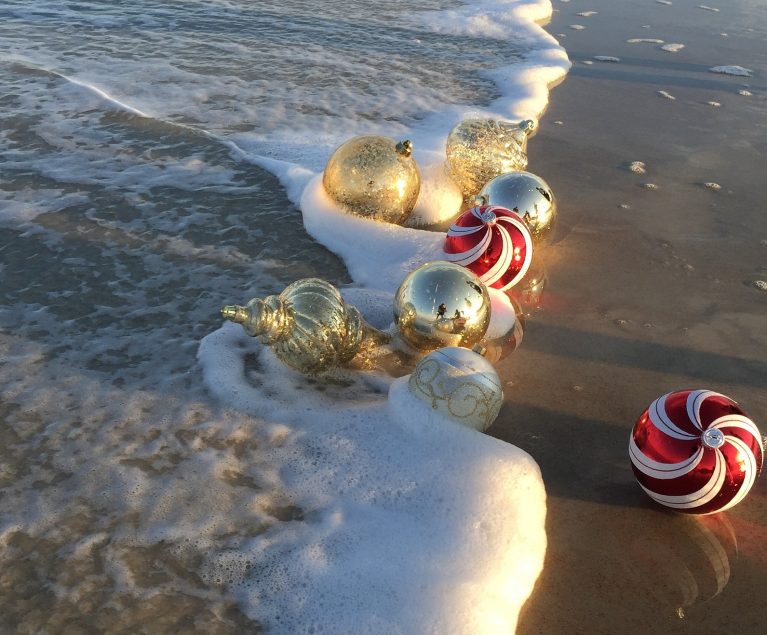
xmin=221 ymin=295 xmax=292 ymax=341
xmin=702 ymin=428 xmax=725 ymax=449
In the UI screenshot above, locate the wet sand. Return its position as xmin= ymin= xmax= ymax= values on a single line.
xmin=495 ymin=1 xmax=767 ymax=632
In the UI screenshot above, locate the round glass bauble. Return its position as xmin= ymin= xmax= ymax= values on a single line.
xmin=629 ymin=389 xmax=763 ymax=515
xmin=443 ymin=204 xmax=533 ymax=291
xmin=322 ymin=135 xmax=420 ymax=225
xmin=408 ymin=346 xmax=503 ymax=431
xmin=479 ymin=171 xmax=556 ymax=244
xmin=393 ymin=261 xmax=491 ymax=352
xmin=445 ymin=118 xmax=534 ymax=197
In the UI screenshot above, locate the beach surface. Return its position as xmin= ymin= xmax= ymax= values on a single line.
xmin=503 ymin=1 xmax=767 ymax=632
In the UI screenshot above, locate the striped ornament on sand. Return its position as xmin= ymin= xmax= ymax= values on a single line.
xmin=630 ymin=390 xmax=763 ymax=515
xmin=443 ymin=205 xmax=533 ymax=291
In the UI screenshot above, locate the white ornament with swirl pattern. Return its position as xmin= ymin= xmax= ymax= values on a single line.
xmin=408 ymin=346 xmax=503 ymax=432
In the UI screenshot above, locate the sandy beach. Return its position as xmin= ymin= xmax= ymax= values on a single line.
xmin=502 ymin=1 xmax=767 ymax=632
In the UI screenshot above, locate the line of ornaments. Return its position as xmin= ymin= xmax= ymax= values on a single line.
xmin=219 ymin=117 xmax=764 ymax=516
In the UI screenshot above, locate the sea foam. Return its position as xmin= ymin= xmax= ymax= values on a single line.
xmin=0 ymin=0 xmax=569 ymax=631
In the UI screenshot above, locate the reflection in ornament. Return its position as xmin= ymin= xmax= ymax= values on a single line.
xmin=221 ymin=278 xmax=389 ymax=375
xmin=408 ymin=346 xmax=503 ymax=431
xmin=393 ymin=261 xmax=491 ymax=352
xmin=479 ymin=171 xmax=556 ymax=244
xmin=443 ymin=204 xmax=533 ymax=291
xmin=322 ymin=135 xmax=421 ymax=225
xmin=445 ymin=118 xmax=535 ymax=197
xmin=629 ymin=389 xmax=763 ymax=514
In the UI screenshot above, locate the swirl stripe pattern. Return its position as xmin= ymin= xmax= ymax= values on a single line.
xmin=443 ymin=205 xmax=533 ymax=291
xmin=629 ymin=390 xmax=763 ymax=514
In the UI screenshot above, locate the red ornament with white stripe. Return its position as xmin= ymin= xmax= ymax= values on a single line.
xmin=629 ymin=390 xmax=763 ymax=515
xmin=443 ymin=205 xmax=533 ymax=291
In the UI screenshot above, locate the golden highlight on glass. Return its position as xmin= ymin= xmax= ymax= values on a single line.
xmin=393 ymin=261 xmax=491 ymax=352
xmin=322 ymin=135 xmax=421 ymax=225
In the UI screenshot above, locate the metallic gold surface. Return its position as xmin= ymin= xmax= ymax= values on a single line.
xmin=408 ymin=346 xmax=503 ymax=431
xmin=322 ymin=135 xmax=421 ymax=225
xmin=394 ymin=261 xmax=491 ymax=352
xmin=221 ymin=278 xmax=389 ymax=374
xmin=445 ymin=118 xmax=534 ymax=197
xmin=479 ymin=171 xmax=556 ymax=244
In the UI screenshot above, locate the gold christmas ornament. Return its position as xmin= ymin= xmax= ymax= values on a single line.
xmin=322 ymin=135 xmax=421 ymax=225
xmin=445 ymin=118 xmax=535 ymax=197
xmin=408 ymin=346 xmax=503 ymax=431
xmin=479 ymin=171 xmax=556 ymax=244
xmin=393 ymin=261 xmax=491 ymax=352
xmin=221 ymin=278 xmax=388 ymax=375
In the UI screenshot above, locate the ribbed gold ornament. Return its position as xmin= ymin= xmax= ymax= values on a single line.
xmin=221 ymin=279 xmax=388 ymax=374
xmin=322 ymin=135 xmax=421 ymax=225
xmin=445 ymin=118 xmax=534 ymax=198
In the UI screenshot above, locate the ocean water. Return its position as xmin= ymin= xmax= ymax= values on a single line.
xmin=0 ymin=1 xmax=568 ymax=632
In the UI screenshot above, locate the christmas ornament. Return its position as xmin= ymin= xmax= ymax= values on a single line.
xmin=445 ymin=118 xmax=534 ymax=197
xmin=629 ymin=389 xmax=763 ymax=515
xmin=393 ymin=261 xmax=491 ymax=352
xmin=322 ymin=135 xmax=420 ymax=225
xmin=479 ymin=171 xmax=556 ymax=244
xmin=221 ymin=278 xmax=388 ymax=375
xmin=408 ymin=346 xmax=503 ymax=432
xmin=443 ymin=204 xmax=533 ymax=291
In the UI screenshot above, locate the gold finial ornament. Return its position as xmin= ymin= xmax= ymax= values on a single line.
xmin=445 ymin=118 xmax=535 ymax=198
xmin=221 ymin=279 xmax=389 ymax=374
xmin=393 ymin=261 xmax=491 ymax=352
xmin=322 ymin=135 xmax=421 ymax=225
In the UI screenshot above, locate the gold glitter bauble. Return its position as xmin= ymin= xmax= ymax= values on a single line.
xmin=322 ymin=135 xmax=421 ymax=225
xmin=221 ymin=278 xmax=388 ymax=374
xmin=445 ymin=118 xmax=534 ymax=198
xmin=408 ymin=346 xmax=503 ymax=431
xmin=479 ymin=171 xmax=556 ymax=244
xmin=393 ymin=261 xmax=491 ymax=352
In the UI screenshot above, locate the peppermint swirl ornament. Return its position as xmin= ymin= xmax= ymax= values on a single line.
xmin=630 ymin=390 xmax=763 ymax=515
xmin=443 ymin=205 xmax=533 ymax=291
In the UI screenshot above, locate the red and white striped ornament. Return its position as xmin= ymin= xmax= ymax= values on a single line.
xmin=630 ymin=390 xmax=763 ymax=515
xmin=443 ymin=205 xmax=533 ymax=291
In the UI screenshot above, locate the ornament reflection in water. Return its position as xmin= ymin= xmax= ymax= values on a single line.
xmin=393 ymin=261 xmax=491 ymax=352
xmin=221 ymin=278 xmax=389 ymax=375
xmin=406 ymin=346 xmax=503 ymax=432
xmin=624 ymin=513 xmax=738 ymax=619
xmin=322 ymin=135 xmax=421 ymax=225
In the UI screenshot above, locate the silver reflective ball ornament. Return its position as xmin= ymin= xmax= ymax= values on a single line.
xmin=408 ymin=346 xmax=503 ymax=431
xmin=479 ymin=171 xmax=556 ymax=244
xmin=393 ymin=261 xmax=491 ymax=352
